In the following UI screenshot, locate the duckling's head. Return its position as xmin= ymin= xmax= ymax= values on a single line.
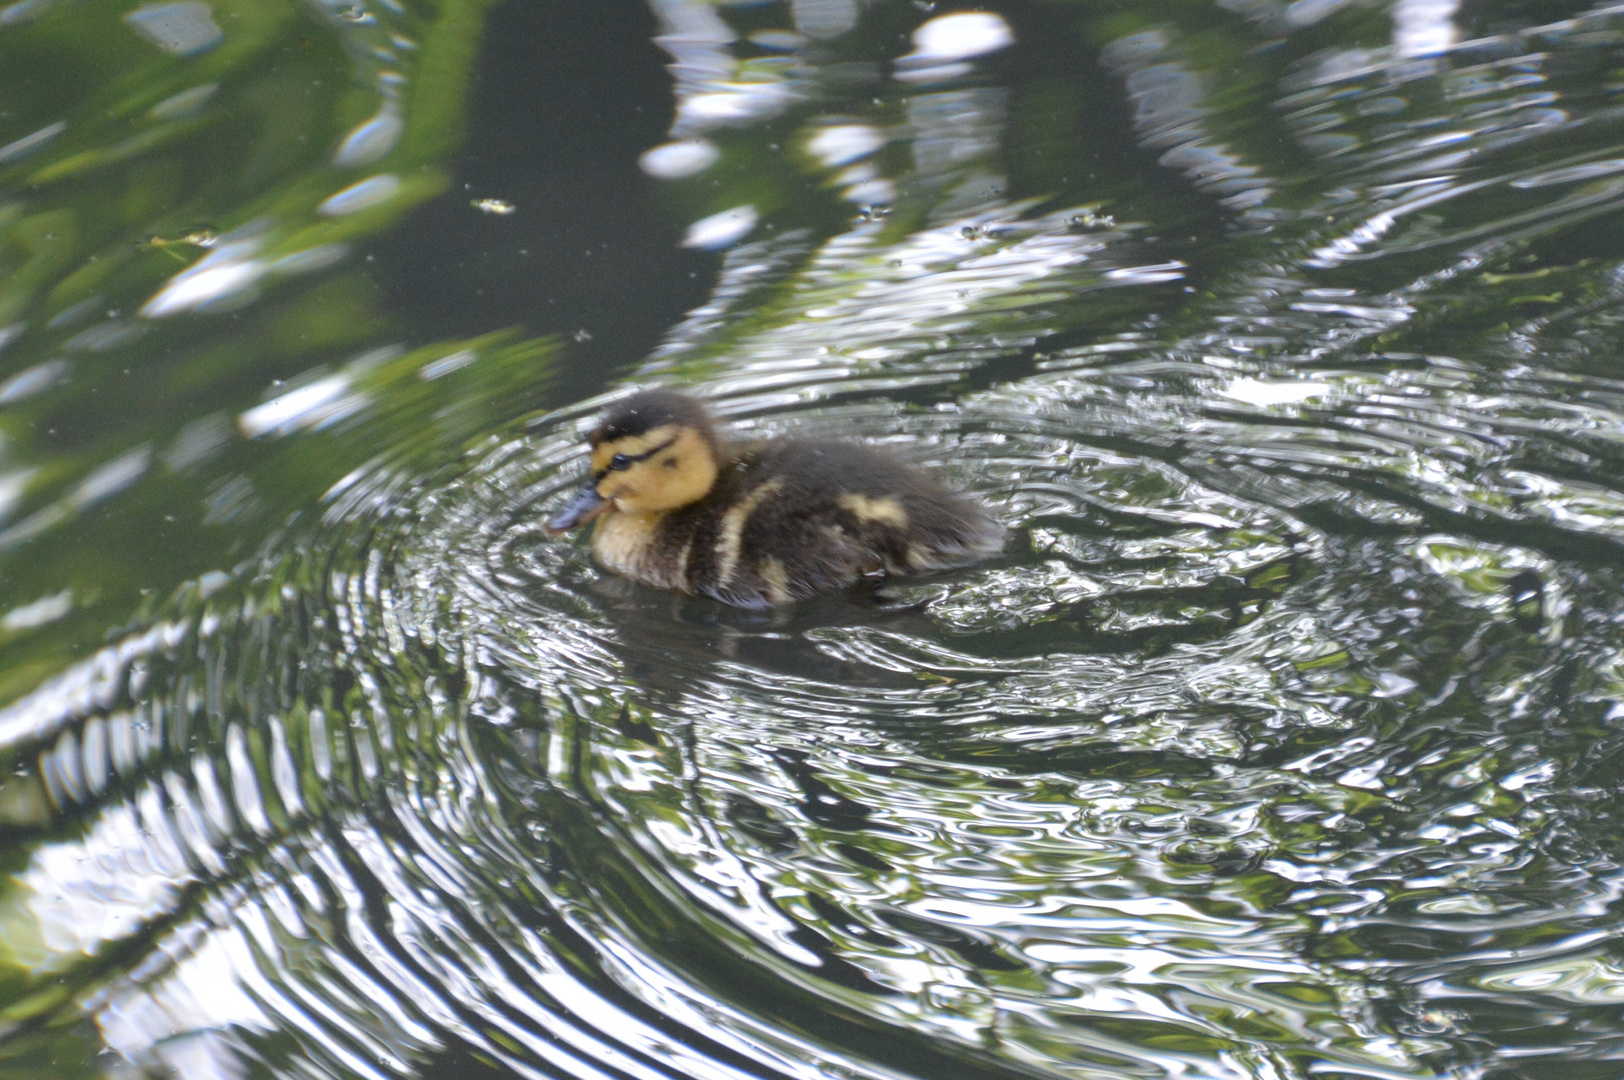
xmin=544 ymin=389 xmax=721 ymax=534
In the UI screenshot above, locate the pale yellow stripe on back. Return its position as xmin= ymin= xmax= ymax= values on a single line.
xmin=758 ymin=556 xmax=792 ymax=604
xmin=715 ymin=478 xmax=784 ymax=588
xmin=838 ymin=492 xmax=909 ymax=529
xmin=675 ymin=536 xmax=695 ymax=585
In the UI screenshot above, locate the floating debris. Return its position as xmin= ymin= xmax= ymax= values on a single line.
xmin=138 ymin=227 xmax=219 ymax=261
xmin=1067 ymin=210 xmax=1116 ymax=230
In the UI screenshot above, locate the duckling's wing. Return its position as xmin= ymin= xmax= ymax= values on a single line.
xmin=786 ymin=440 xmax=1003 ymax=568
xmin=891 ymin=489 xmax=1006 ymax=571
xmin=712 ymin=441 xmax=1002 ymax=604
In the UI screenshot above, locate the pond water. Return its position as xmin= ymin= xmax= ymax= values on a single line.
xmin=3 ymin=1 xmax=1624 ymax=1078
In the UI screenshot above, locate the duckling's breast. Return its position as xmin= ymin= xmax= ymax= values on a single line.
xmin=591 ymin=510 xmax=693 ymax=591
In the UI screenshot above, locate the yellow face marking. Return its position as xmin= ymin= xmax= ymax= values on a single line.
xmin=757 ymin=556 xmax=792 ymax=604
xmin=715 ymin=478 xmax=784 ymax=588
xmin=591 ymin=424 xmax=717 ymax=515
xmin=838 ymin=493 xmax=909 ymax=529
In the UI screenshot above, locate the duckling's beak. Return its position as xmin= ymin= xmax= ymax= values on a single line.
xmin=543 ymin=480 xmax=610 ymax=535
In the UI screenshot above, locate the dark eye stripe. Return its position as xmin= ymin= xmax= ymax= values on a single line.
xmin=595 ymin=434 xmax=678 ymax=479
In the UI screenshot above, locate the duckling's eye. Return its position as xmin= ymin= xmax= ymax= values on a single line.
xmin=608 ymin=453 xmax=631 ymax=471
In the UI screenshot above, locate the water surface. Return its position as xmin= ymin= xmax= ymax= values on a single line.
xmin=3 ymin=2 xmax=1624 ymax=1079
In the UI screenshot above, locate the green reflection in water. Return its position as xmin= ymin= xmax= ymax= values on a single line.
xmin=0 ymin=0 xmax=501 ymax=694
xmin=4 ymin=1 xmax=1624 ymax=1079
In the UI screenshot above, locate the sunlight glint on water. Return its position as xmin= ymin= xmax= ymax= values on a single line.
xmin=2 ymin=2 xmax=1624 ymax=1079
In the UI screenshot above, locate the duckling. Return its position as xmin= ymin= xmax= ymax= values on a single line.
xmin=544 ymin=389 xmax=1003 ymax=607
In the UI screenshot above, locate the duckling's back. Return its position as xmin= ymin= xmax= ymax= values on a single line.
xmin=667 ymin=439 xmax=1004 ymax=607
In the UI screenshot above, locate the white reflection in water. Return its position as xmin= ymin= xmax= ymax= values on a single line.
xmin=640 ymin=137 xmax=720 ymax=178
xmin=19 ymin=802 xmax=191 ymax=960
xmin=1511 ymin=158 xmax=1624 ymax=188
xmin=1219 ymin=377 xmax=1334 ymax=408
xmin=0 ymin=358 xmax=68 ymax=403
xmin=0 ymin=0 xmax=54 ymax=26
xmin=679 ymin=83 xmax=796 ymax=129
xmin=650 ymin=0 xmax=733 ymax=92
xmin=318 ymin=172 xmax=403 ymax=215
xmin=333 ymin=100 xmax=404 ymax=166
xmin=123 ymin=1 xmax=223 ymax=56
xmin=1 ymin=590 xmax=71 ymax=631
xmin=0 ymin=119 xmax=65 ymax=163
xmin=682 ymin=205 xmax=759 ymax=250
xmin=149 ymin=82 xmax=218 ymax=119
xmin=162 ymin=412 xmax=233 ymax=471
xmin=97 ymin=928 xmax=272 ymax=1078
xmin=238 ymin=347 xmax=399 ymax=436
xmin=805 ymin=124 xmax=882 ymax=169
xmin=802 ymin=122 xmax=895 ymax=204
xmin=70 ymin=445 xmax=150 ymax=507
xmin=840 ymin=173 xmax=894 ymax=207
xmin=651 ymin=0 xmax=796 ymax=138
xmin=749 ymin=29 xmax=804 ymax=51
xmin=907 ymin=11 xmax=1014 ymax=64
xmin=790 ymin=0 xmax=856 ymax=41
xmin=418 ymin=349 xmax=476 ymax=381
xmin=239 ymin=375 xmax=365 ymax=437
xmin=140 ymin=235 xmax=268 ymax=317
xmin=1284 ymin=0 xmax=1357 ymax=29
xmin=1392 ymin=0 xmax=1459 ymax=58
xmin=895 ymin=11 xmax=1013 ymax=84
xmin=63 ymin=318 xmax=144 ymax=354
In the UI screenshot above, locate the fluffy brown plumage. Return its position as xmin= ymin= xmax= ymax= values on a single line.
xmin=544 ymin=389 xmax=1003 ymax=607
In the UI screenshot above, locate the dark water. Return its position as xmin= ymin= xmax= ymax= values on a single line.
xmin=4 ymin=2 xmax=1624 ymax=1078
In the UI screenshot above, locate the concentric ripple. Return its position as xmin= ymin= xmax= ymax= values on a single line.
xmin=8 ymin=2 xmax=1624 ymax=1080
xmin=11 ymin=331 xmax=1614 ymax=1078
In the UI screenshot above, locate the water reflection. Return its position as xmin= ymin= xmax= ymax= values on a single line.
xmin=6 ymin=1 xmax=1624 ymax=1079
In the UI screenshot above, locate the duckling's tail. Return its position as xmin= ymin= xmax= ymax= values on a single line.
xmin=904 ymin=512 xmax=1006 ymax=572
